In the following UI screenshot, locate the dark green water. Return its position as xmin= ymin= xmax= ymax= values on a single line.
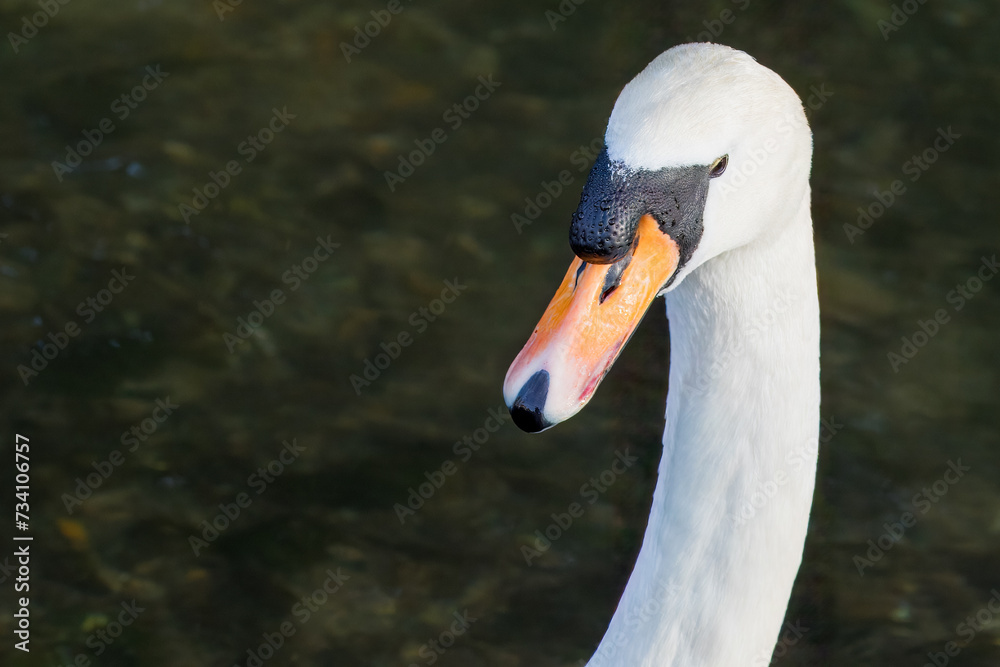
xmin=1 ymin=0 xmax=999 ymax=665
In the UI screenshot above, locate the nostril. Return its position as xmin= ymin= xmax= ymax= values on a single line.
xmin=573 ymin=262 xmax=586 ymax=290
xmin=598 ymin=251 xmax=632 ymax=304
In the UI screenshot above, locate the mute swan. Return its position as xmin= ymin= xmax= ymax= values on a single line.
xmin=503 ymin=43 xmax=819 ymax=666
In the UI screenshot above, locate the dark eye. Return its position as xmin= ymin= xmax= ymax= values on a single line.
xmin=709 ymin=155 xmax=728 ymax=178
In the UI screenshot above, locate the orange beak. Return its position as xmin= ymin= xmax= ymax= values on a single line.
xmin=503 ymin=214 xmax=681 ymax=431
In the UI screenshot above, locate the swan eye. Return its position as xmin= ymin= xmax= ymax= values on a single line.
xmin=709 ymin=155 xmax=728 ymax=178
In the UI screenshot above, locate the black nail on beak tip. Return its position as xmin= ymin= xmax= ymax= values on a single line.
xmin=510 ymin=370 xmax=552 ymax=433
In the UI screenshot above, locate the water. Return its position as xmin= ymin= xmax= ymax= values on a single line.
xmin=1 ymin=0 xmax=998 ymax=665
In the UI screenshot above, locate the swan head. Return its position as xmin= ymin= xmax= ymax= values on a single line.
xmin=503 ymin=43 xmax=812 ymax=432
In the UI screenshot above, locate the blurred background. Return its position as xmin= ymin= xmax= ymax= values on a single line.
xmin=1 ymin=0 xmax=998 ymax=665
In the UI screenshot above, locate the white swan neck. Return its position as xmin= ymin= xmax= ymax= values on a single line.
xmin=586 ymin=207 xmax=820 ymax=667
